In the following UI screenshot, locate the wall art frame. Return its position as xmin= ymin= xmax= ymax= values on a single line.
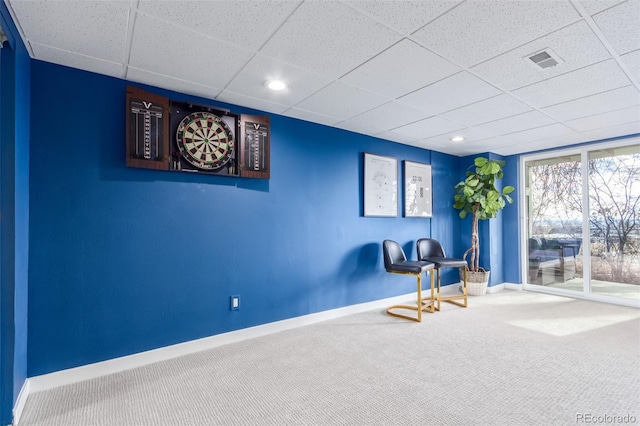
xmin=404 ymin=160 xmax=432 ymax=218
xmin=363 ymin=153 xmax=398 ymax=217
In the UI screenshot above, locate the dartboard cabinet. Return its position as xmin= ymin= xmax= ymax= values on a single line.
xmin=126 ymin=86 xmax=270 ymax=179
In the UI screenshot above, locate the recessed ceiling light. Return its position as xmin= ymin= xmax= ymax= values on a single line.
xmin=265 ymin=79 xmax=286 ymax=91
xmin=450 ymin=136 xmax=465 ymax=142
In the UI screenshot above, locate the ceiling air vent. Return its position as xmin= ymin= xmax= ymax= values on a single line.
xmin=526 ymin=48 xmax=564 ymax=70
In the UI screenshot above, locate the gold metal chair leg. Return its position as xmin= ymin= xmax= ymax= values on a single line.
xmin=435 ymin=267 xmax=468 ymax=310
xmin=437 ymin=268 xmax=442 ymax=311
xmin=420 ymin=270 xmax=435 ymax=313
xmin=386 ymin=272 xmax=435 ymax=322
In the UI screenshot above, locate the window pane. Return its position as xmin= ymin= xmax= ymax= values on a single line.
xmin=525 ymin=155 xmax=583 ymax=289
xmin=588 ymin=145 xmax=640 ymax=299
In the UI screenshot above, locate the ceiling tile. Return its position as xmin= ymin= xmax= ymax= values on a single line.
xmin=471 ymin=21 xmax=611 ymax=91
xmin=259 ymin=1 xmax=400 ymax=78
xmin=127 ymin=67 xmax=221 ymax=99
xmin=593 ymin=0 xmax=640 ymax=54
xmin=216 ymin=90 xmax=290 ymax=115
xmin=417 ymin=127 xmax=495 ymax=148
xmin=495 ymin=143 xmax=537 ymax=156
xmin=391 ymin=116 xmax=464 ymax=140
xmin=522 ymin=133 xmax=590 ymax=151
xmin=453 ymin=136 xmax=516 ymax=156
xmin=542 ymin=85 xmax=640 ymax=121
xmin=442 ymin=144 xmax=487 ymax=157
xmin=10 ymin=0 xmax=130 ymax=63
xmin=465 ymin=136 xmax=513 ymax=149
xmin=578 ymin=0 xmax=627 ymax=15
xmin=225 ymin=54 xmax=332 ymax=106
xmin=441 ymin=94 xmax=533 ymax=127
xmin=374 ymin=131 xmax=419 ymax=144
xmin=31 ymin=43 xmax=123 ymax=78
xmin=475 ymin=111 xmax=558 ymax=136
xmin=498 ymin=123 xmax=577 ymax=145
xmin=335 ymin=121 xmax=385 ymax=136
xmin=343 ymin=101 xmax=430 ymax=132
xmin=397 ymin=71 xmax=502 ymax=115
xmin=621 ymin=49 xmax=640 ymax=83
xmin=565 ymin=105 xmax=640 ymax=132
xmin=340 ymin=39 xmax=460 ymax=99
xmin=582 ymin=121 xmax=640 ymax=141
xmin=413 ymin=139 xmax=464 ymax=154
xmin=282 ymin=108 xmax=340 ymax=127
xmin=294 ymin=82 xmax=390 ymax=119
xmin=129 ymin=14 xmax=253 ymax=88
xmin=343 ymin=0 xmax=462 ymax=35
xmin=412 ymin=0 xmax=580 ymax=67
xmin=137 ymin=0 xmax=300 ymax=50
xmin=511 ymin=59 xmax=631 ymax=108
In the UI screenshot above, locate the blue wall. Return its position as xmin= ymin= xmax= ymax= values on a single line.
xmin=502 ymin=155 xmax=520 ymax=283
xmin=430 ymin=152 xmax=463 ymax=283
xmin=28 ymin=61 xmax=464 ymax=376
xmin=0 ymin=2 xmax=30 ymax=424
xmin=487 ymin=152 xmax=506 ymax=285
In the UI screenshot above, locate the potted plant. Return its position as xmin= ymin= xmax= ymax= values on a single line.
xmin=453 ymin=157 xmax=514 ymax=295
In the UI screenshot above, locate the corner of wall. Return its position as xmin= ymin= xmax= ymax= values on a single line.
xmin=0 ymin=2 xmax=31 ymax=425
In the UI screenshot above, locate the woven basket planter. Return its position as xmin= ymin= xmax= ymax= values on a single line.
xmin=461 ymin=269 xmax=490 ymax=296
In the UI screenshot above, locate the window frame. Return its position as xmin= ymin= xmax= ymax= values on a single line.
xmin=518 ymin=136 xmax=640 ymax=308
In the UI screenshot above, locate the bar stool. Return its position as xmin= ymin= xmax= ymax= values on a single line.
xmin=382 ymin=239 xmax=436 ymax=322
xmin=416 ymin=238 xmax=468 ymax=311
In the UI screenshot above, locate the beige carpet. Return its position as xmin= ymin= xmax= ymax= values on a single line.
xmin=19 ymin=290 xmax=640 ymax=425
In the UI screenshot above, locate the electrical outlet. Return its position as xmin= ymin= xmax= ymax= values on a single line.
xmin=230 ymin=295 xmax=240 ymax=311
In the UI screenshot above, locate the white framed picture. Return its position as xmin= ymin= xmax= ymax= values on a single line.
xmin=363 ymin=153 xmax=398 ymax=217
xmin=404 ymin=160 xmax=432 ymax=218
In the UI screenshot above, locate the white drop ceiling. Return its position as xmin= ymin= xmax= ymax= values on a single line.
xmin=5 ymin=0 xmax=640 ymax=156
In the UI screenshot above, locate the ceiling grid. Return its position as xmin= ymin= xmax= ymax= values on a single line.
xmin=6 ymin=0 xmax=639 ymax=156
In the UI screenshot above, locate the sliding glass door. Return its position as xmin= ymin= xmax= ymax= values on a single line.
xmin=525 ymin=154 xmax=583 ymax=292
xmin=587 ymin=146 xmax=640 ymax=299
xmin=523 ymin=140 xmax=640 ymax=305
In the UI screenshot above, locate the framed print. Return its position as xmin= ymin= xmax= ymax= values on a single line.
xmin=364 ymin=153 xmax=398 ymax=217
xmin=404 ymin=160 xmax=432 ymax=218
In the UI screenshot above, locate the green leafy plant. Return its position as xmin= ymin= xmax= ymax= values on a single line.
xmin=453 ymin=157 xmax=515 ymax=273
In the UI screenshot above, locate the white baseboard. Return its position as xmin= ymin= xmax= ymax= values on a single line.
xmin=488 ymin=282 xmax=525 ymax=293
xmin=487 ymin=283 xmax=505 ymax=293
xmin=12 ymin=379 xmax=29 ymax=426
xmin=504 ymin=282 xmax=524 ymax=291
xmin=25 ymin=291 xmax=420 ymax=395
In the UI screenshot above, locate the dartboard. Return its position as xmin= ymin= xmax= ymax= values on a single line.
xmin=176 ymin=111 xmax=235 ymax=170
